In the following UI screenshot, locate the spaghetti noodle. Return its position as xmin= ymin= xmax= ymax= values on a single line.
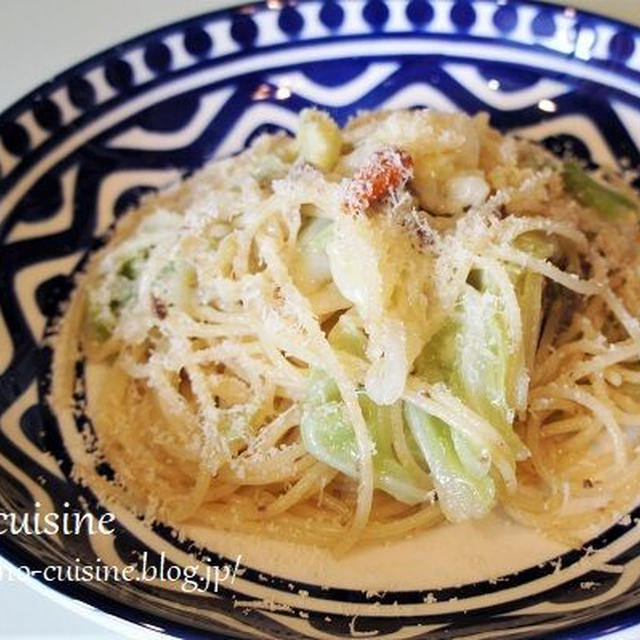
xmin=57 ymin=108 xmax=640 ymax=551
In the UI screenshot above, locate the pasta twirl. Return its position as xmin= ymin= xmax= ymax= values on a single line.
xmin=56 ymin=108 xmax=640 ymax=552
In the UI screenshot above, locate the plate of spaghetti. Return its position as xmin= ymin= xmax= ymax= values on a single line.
xmin=4 ymin=1 xmax=640 ymax=639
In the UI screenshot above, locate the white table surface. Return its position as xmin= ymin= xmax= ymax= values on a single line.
xmin=0 ymin=0 xmax=639 ymax=638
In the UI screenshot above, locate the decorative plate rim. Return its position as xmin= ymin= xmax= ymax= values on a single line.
xmin=1 ymin=0 xmax=640 ymax=128
xmin=3 ymin=1 xmax=640 ymax=638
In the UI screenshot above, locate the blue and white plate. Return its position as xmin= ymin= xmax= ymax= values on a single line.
xmin=3 ymin=1 xmax=640 ymax=638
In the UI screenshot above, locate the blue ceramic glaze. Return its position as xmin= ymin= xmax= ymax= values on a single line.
xmin=2 ymin=2 xmax=640 ymax=638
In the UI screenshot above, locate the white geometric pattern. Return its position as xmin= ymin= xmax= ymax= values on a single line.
xmin=2 ymin=2 xmax=640 ymax=638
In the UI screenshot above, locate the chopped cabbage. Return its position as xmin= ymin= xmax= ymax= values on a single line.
xmin=564 ymin=160 xmax=636 ymax=220
xmin=326 ymin=214 xmax=431 ymax=405
xmin=297 ymin=109 xmax=342 ymax=172
xmin=292 ymin=217 xmax=334 ymax=295
xmin=404 ymin=403 xmax=495 ymax=521
xmin=300 ymin=369 xmax=430 ymax=505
